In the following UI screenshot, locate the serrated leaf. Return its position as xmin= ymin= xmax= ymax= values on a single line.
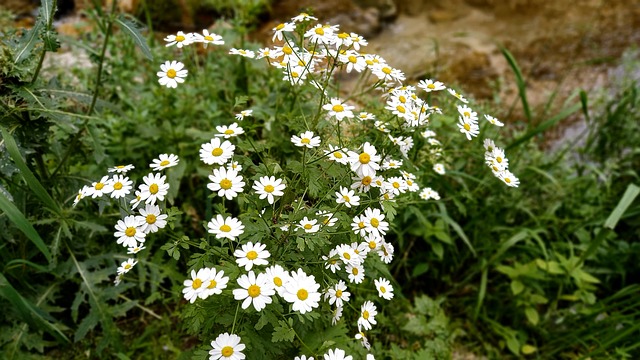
xmin=14 ymin=21 xmax=43 ymax=63
xmin=74 ymin=310 xmax=99 ymax=342
xmin=272 ymin=320 xmax=295 ymax=342
xmin=40 ymin=0 xmax=55 ymax=26
xmin=115 ymin=15 xmax=153 ymax=60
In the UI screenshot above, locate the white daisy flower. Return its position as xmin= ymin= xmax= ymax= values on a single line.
xmin=304 ymin=24 xmax=336 ymax=45
xmin=374 ymin=277 xmax=394 ymax=300
xmin=325 ymin=280 xmax=350 ymax=307
xmin=377 ymin=241 xmax=395 ymax=264
xmin=363 ymin=234 xmax=381 ymax=252
xmin=234 ymin=242 xmax=270 ymax=271
xmin=291 ymin=131 xmax=321 ymax=148
xmin=485 ymin=114 xmax=504 ymax=126
xmin=357 ymin=112 xmax=375 ymax=121
xmin=200 ymin=267 xmax=230 ymax=299
xmin=351 ymin=175 xmax=374 ymax=193
xmin=357 ymin=301 xmax=378 ymax=331
xmin=405 ymin=178 xmax=420 ymax=192
xmin=229 ymin=48 xmax=255 ymax=58
xmin=209 ymin=332 xmax=245 ymax=360
xmin=157 ymin=61 xmax=188 ymax=88
xmin=265 ymin=265 xmax=290 ymax=297
xmin=457 ymin=105 xmax=478 ymax=121
xmin=108 ymin=164 xmax=134 ymax=173
xmin=72 ymin=185 xmax=90 ymax=207
xmin=497 ymin=170 xmax=520 ymax=187
xmin=348 ymin=142 xmax=381 ymax=177
xmin=183 ymin=268 xmax=208 ymax=303
xmin=87 ymin=175 xmax=113 ymax=198
xmin=252 ymin=176 xmax=286 ymax=204
xmin=208 ymin=214 xmax=245 ymax=240
xmin=323 ymin=248 xmax=342 ymax=273
xmin=216 ymin=123 xmax=245 ymax=139
xmin=164 ymin=31 xmax=193 ymax=47
xmin=457 ymin=116 xmax=480 ymax=140
xmin=109 ymin=175 xmax=132 ymax=199
xmin=346 ymin=263 xmax=365 ymax=284
xmin=317 ymin=211 xmax=338 ymax=227
xmin=447 ymin=88 xmax=469 ymax=103
xmin=332 ymin=306 xmax=343 ymax=325
xmin=232 ymin=271 xmax=274 ymax=311
xmin=295 ymin=356 xmax=313 ymax=360
xmin=234 ymin=110 xmax=253 ymax=121
xmin=227 ymin=161 xmax=242 ymax=172
xmin=418 ymin=79 xmax=446 ymax=92
xmin=322 ymin=98 xmax=355 ymax=121
xmin=114 ymin=215 xmax=146 ymax=248
xmin=325 ymin=145 xmax=349 ymax=164
xmin=150 ymin=153 xmax=179 ymax=171
xmin=383 ymin=177 xmax=408 ymax=196
xmin=291 ymin=12 xmax=317 ymax=23
xmin=335 ymin=244 xmax=362 ymax=267
xmin=355 ymin=331 xmax=371 ymax=350
xmin=350 ymin=32 xmax=367 ymax=50
xmin=282 ymin=268 xmax=321 ymax=314
xmin=200 ymin=138 xmax=235 ymax=165
xmin=272 ymin=21 xmax=295 ymax=41
xmin=136 ymin=204 xmax=168 ymax=234
xmin=351 ymin=214 xmax=368 ymax=237
xmin=419 ymin=187 xmax=441 ymax=201
xmin=422 ymin=130 xmax=437 ymax=138
xmin=117 ymin=258 xmax=137 ymax=275
xmin=130 ymin=190 xmax=143 ymax=210
xmin=364 ymin=207 xmax=389 ymax=237
xmin=297 ymin=217 xmax=320 ymax=233
xmin=433 ymin=163 xmax=446 ymax=175
xmin=198 ymin=29 xmax=224 ymax=48
xmin=139 ymin=173 xmax=169 ymax=205
xmin=208 ymin=167 xmax=245 ymax=200
xmin=126 ymin=244 xmax=145 ymax=254
xmin=483 ymin=138 xmax=497 ymax=152
xmin=335 ymin=186 xmax=360 ymax=208
xmin=381 ymin=158 xmax=402 ymax=170
xmin=323 ymin=348 xmax=353 ymax=360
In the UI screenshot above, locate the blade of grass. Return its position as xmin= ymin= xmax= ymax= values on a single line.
xmin=0 ymin=190 xmax=52 ymax=264
xmin=501 ymin=47 xmax=531 ymax=124
xmin=506 ymin=103 xmax=581 ymax=151
xmin=1 ymin=127 xmax=62 ymax=215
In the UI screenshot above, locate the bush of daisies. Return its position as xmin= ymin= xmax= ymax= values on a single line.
xmin=75 ymin=12 xmax=518 ymax=360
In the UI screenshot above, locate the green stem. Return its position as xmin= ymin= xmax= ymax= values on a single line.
xmin=31 ymin=0 xmax=58 ymax=84
xmin=230 ymin=302 xmax=241 ymax=334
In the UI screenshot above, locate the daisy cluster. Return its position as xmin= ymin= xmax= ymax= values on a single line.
xmin=73 ymin=154 xmax=180 ymax=284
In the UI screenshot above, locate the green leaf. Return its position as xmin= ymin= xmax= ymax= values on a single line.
xmin=86 ymin=124 xmax=106 ymax=164
xmin=431 ymin=242 xmax=443 ymax=259
xmin=1 ymin=127 xmax=62 ymax=215
xmin=524 ymin=306 xmax=539 ymax=326
xmin=272 ymin=320 xmax=295 ymax=342
xmin=507 ymin=103 xmax=581 ymax=150
xmin=604 ymin=183 xmax=639 ymax=229
xmin=535 ymin=259 xmax=564 ymax=275
xmin=115 ymin=15 xmax=153 ymax=60
xmin=521 ymin=344 xmax=537 ymax=355
xmin=437 ymin=203 xmax=475 ymax=255
xmin=501 ymin=47 xmax=531 ymax=123
xmin=14 ymin=20 xmax=43 ymax=63
xmin=40 ymin=0 xmax=55 ymax=27
xmin=511 ymin=280 xmax=525 ymax=296
xmin=0 ymin=273 xmax=69 ymax=343
xmin=0 ymin=190 xmax=52 ymax=263
xmin=412 ymin=263 xmax=429 ymax=278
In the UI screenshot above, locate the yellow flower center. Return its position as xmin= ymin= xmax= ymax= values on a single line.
xmin=220 ymin=224 xmax=232 ymax=232
xmin=297 ymin=289 xmax=308 ymax=300
xmin=368 ymin=241 xmax=377 ymax=249
xmin=427 ymin=83 xmax=435 ymax=89
xmin=274 ymin=277 xmax=283 ymax=287
xmin=205 ymin=35 xmax=213 ymax=41
xmin=207 ymin=279 xmax=217 ymax=289
xmin=176 ymin=35 xmax=185 ymax=42
xmin=382 ymin=67 xmax=392 ymax=75
xmin=166 ymin=69 xmax=177 ymax=79
xmin=352 ymin=267 xmax=359 ymax=275
xmin=220 ymin=179 xmax=232 ymax=190
xmin=496 ymin=157 xmax=503 ymax=163
xmin=224 ymin=129 xmax=234 ymax=135
xmin=348 ymin=55 xmax=357 ymax=63
xmin=283 ymin=45 xmax=292 ymax=55
xmin=338 ymin=32 xmax=348 ymax=39
xmin=365 ymin=59 xmax=374 ymax=65
xmin=343 ymin=252 xmax=351 ymax=260
xmin=315 ymin=27 xmax=324 ymax=35
xmin=505 ymin=177 xmax=512 ymax=184
xmin=146 ymin=214 xmax=156 ymax=224
xmin=359 ymin=153 xmax=371 ymax=164
xmin=291 ymin=71 xmax=299 ymax=78
xmin=463 ymin=123 xmax=471 ymax=131
xmin=113 ymin=182 xmax=123 ymax=190
xmin=124 ymin=264 xmax=132 ymax=269
xmin=492 ymin=166 xmax=499 ymax=172
xmin=363 ymin=310 xmax=370 ymax=319
xmin=95 ymin=182 xmax=104 ymax=190
xmin=407 ymin=180 xmax=413 ymax=185
xmin=334 ymin=152 xmax=343 ymax=159
xmin=160 ymin=160 xmax=170 ymax=167
xmin=399 ymin=95 xmax=406 ymax=103
xmin=336 ymin=289 xmax=343 ymax=297
xmin=125 ymin=227 xmax=136 ymax=237
xmin=380 ymin=286 xmax=387 ymax=293
xmin=396 ymin=105 xmax=406 ymax=113
xmin=362 ymin=176 xmax=372 ymax=186
xmin=301 ymin=138 xmax=310 ymax=144
xmin=264 ymin=184 xmax=275 ymax=193
xmin=371 ymin=218 xmax=380 ymax=228
xmin=464 ymin=111 xmax=470 ymax=117
xmin=149 ymin=184 xmax=159 ymax=194
xmin=276 ymin=23 xmax=285 ymax=30
xmin=192 ymin=278 xmax=202 ymax=289
xmin=247 ymin=250 xmax=258 ymax=260
xmin=332 ymin=104 xmax=344 ymax=112
xmin=358 ymin=221 xmax=365 ymax=229
xmin=116 ymin=165 xmax=125 ymax=169
xmin=212 ymin=147 xmax=223 ymax=156
xmin=221 ymin=346 xmax=234 ymax=357
xmin=248 ymin=284 xmax=261 ymax=298
xmin=343 ymin=195 xmax=350 ymax=203
xmin=393 ymin=182 xmax=400 ymax=189
xmin=303 ymin=224 xmax=312 ymax=230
